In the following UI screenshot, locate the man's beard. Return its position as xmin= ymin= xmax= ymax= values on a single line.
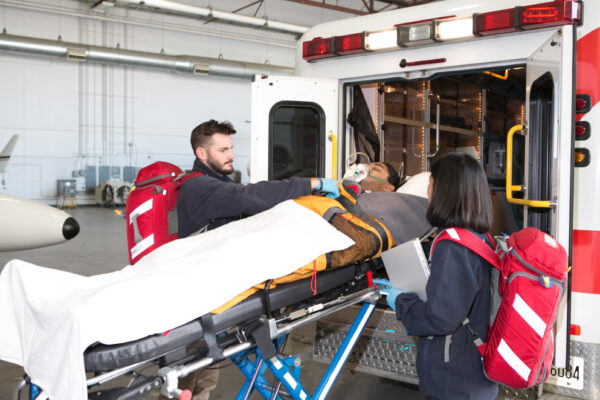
xmin=208 ymin=159 xmax=234 ymax=176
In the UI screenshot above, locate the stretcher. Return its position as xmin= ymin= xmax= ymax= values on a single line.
xmin=15 ymin=259 xmax=383 ymax=400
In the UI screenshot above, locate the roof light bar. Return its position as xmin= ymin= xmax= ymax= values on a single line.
xmin=301 ymin=0 xmax=582 ymax=63
xmin=364 ymin=28 xmax=398 ymax=51
xmin=435 ymin=16 xmax=474 ymax=41
xmin=398 ymin=21 xmax=436 ymax=47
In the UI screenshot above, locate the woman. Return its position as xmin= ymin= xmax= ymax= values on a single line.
xmin=380 ymin=152 xmax=499 ymax=400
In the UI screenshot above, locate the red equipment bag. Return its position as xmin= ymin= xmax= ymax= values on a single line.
xmin=125 ymin=162 xmax=202 ymax=265
xmin=431 ymin=227 xmax=568 ymax=389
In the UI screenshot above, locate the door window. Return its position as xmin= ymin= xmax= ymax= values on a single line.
xmin=269 ymin=102 xmax=325 ymax=180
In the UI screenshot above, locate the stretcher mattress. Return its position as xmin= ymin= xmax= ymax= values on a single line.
xmin=84 ymin=262 xmax=373 ymax=372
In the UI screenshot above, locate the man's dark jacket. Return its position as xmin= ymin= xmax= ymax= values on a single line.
xmin=177 ymin=159 xmax=312 ymax=238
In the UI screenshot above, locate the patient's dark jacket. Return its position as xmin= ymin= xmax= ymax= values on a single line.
xmin=395 ymin=230 xmax=499 ymax=400
xmin=177 ymin=159 xmax=312 ymax=238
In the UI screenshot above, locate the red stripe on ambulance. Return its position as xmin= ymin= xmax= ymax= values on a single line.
xmin=572 ymin=230 xmax=600 ymax=294
xmin=576 ymin=27 xmax=600 ymax=121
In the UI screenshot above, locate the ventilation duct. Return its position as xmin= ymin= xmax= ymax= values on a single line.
xmin=103 ymin=0 xmax=310 ymax=35
xmin=0 ymin=33 xmax=294 ymax=79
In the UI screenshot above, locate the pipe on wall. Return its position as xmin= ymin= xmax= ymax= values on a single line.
xmin=0 ymin=33 xmax=294 ymax=79
xmin=108 ymin=0 xmax=310 ymax=35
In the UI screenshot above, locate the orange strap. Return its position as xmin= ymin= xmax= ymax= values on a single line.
xmin=310 ymin=259 xmax=318 ymax=295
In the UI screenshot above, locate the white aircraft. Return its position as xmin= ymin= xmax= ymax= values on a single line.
xmin=0 ymin=135 xmax=80 ymax=251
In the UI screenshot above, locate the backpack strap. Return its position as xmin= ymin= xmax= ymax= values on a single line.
xmin=431 ymin=228 xmax=500 ymax=270
xmin=432 ymin=228 xmax=498 ymax=357
xmin=175 ymin=171 xmax=203 ymax=186
xmin=462 ymin=317 xmax=486 ymax=356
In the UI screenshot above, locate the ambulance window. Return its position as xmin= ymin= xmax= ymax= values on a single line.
xmin=269 ymin=102 xmax=325 ymax=180
xmin=527 ymin=72 xmax=554 ymax=233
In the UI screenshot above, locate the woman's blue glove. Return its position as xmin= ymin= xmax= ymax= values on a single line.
xmin=315 ymin=178 xmax=340 ymax=198
xmin=373 ymin=278 xmax=402 ymax=311
xmin=373 ymin=278 xmax=391 ymax=289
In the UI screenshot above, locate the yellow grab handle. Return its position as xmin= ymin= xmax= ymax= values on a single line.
xmin=505 ymin=124 xmax=551 ymax=208
xmin=329 ymin=132 xmax=337 ymax=181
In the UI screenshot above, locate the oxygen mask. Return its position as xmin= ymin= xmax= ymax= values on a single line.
xmin=345 ymin=163 xmax=369 ymax=182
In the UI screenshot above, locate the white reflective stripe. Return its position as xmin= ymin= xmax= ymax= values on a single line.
xmin=317 ymin=303 xmax=375 ymax=400
xmin=300 ymin=391 xmax=307 ymax=400
xmin=283 ymin=372 xmax=297 ymax=390
xmin=498 ymin=339 xmax=531 ymax=381
xmin=513 ymin=294 xmax=547 ymax=337
xmin=272 ymin=359 xmax=283 ymax=370
xmin=129 ymin=199 xmax=153 ymax=223
xmin=446 ymin=228 xmax=460 ymax=240
xmin=130 ymin=234 xmax=154 ymax=259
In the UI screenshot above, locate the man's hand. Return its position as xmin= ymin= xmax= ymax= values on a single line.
xmin=313 ymin=178 xmax=339 ymax=198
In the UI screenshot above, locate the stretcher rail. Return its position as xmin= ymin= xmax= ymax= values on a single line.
xmin=17 ymin=261 xmax=383 ymax=400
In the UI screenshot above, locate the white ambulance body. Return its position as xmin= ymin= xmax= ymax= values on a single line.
xmin=251 ymin=0 xmax=598 ymax=397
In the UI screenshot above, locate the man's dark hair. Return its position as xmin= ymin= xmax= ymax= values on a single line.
xmin=190 ymin=119 xmax=236 ymax=152
xmin=382 ymin=162 xmax=400 ymax=189
xmin=426 ymin=152 xmax=492 ymax=233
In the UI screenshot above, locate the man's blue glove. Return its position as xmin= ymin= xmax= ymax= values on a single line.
xmin=373 ymin=278 xmax=402 ymax=312
xmin=315 ymin=178 xmax=340 ymax=199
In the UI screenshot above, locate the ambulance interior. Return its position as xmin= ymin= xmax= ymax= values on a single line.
xmin=347 ymin=65 xmax=553 ymax=238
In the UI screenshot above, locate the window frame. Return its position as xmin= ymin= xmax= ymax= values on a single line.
xmin=268 ymin=101 xmax=326 ymax=180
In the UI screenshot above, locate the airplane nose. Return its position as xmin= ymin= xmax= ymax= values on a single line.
xmin=62 ymin=217 xmax=80 ymax=240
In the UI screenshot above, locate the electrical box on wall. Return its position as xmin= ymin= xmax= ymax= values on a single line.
xmin=123 ymin=166 xmax=137 ymax=183
xmin=85 ymin=166 xmax=97 ymax=194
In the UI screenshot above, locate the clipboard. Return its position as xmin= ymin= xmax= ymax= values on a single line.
xmin=381 ymin=238 xmax=430 ymax=301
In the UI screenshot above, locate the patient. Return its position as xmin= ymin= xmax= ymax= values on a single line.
xmin=351 ymin=162 xmax=431 ymax=244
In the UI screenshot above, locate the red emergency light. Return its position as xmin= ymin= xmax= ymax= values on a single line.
xmin=474 ymin=9 xmax=517 ymax=36
xmin=333 ymin=33 xmax=365 ymax=56
xmin=575 ymin=121 xmax=590 ymax=140
xmin=303 ymin=37 xmax=335 ymax=61
xmin=575 ymin=94 xmax=591 ymax=113
xmin=518 ymin=0 xmax=581 ymax=30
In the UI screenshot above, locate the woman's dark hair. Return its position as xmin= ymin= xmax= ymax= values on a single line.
xmin=426 ymin=152 xmax=492 ymax=233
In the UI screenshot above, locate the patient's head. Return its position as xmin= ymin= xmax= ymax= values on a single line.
xmin=360 ymin=162 xmax=399 ymax=193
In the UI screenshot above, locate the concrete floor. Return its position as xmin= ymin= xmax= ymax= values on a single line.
xmin=0 ymin=206 xmax=425 ymax=400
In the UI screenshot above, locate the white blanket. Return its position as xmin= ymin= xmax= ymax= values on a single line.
xmin=0 ymin=200 xmax=354 ymax=399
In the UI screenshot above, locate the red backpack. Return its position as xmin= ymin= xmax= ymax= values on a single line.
xmin=431 ymin=227 xmax=568 ymax=389
xmin=125 ymin=162 xmax=202 ymax=265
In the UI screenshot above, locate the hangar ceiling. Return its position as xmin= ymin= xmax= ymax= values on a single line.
xmin=74 ymin=0 xmax=442 ymax=34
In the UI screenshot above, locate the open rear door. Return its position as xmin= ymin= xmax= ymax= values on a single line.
xmin=250 ymin=75 xmax=339 ymax=183
xmin=514 ymin=26 xmax=576 ymax=368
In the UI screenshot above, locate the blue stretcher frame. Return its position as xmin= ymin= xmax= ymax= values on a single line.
xmin=231 ymin=302 xmax=376 ymax=400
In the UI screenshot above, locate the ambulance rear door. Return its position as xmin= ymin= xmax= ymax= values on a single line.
xmin=250 ymin=75 xmax=339 ymax=183
xmin=518 ymin=25 xmax=576 ymax=368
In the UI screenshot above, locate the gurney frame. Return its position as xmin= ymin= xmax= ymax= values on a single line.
xmin=157 ymin=287 xmax=378 ymax=399
xmin=16 ymin=284 xmax=380 ymax=400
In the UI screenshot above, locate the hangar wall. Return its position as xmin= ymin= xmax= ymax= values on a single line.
xmin=0 ymin=0 xmax=308 ymax=201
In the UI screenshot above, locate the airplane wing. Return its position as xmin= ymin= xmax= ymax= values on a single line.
xmin=0 ymin=135 xmax=19 ymax=173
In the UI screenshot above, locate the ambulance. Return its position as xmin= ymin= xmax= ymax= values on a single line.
xmin=250 ymin=0 xmax=597 ymax=397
